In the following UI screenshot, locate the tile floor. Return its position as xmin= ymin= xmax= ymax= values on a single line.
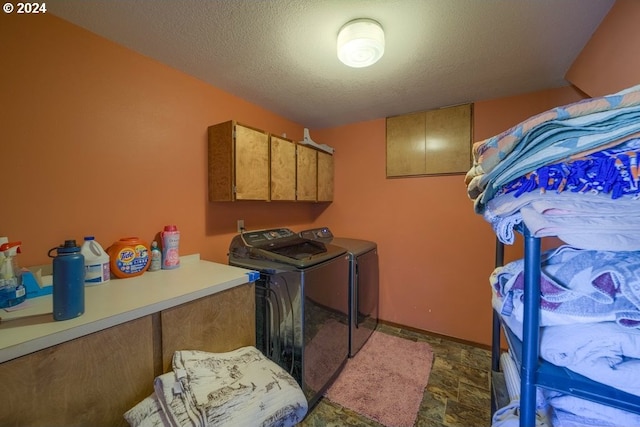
xmin=299 ymin=322 xmax=492 ymax=427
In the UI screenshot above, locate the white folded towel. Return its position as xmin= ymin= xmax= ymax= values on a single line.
xmin=124 ymin=346 xmax=307 ymax=427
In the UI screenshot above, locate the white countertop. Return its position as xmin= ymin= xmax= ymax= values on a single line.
xmin=0 ymin=254 xmax=255 ymax=363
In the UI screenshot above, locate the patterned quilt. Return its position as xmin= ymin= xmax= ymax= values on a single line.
xmin=124 ymin=347 xmax=307 ymax=427
xmin=491 ymin=245 xmax=640 ymax=329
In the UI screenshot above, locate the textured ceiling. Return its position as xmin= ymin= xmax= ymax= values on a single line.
xmin=49 ymin=0 xmax=615 ymax=129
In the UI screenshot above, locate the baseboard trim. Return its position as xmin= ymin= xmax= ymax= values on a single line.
xmin=378 ymin=319 xmax=491 ymax=351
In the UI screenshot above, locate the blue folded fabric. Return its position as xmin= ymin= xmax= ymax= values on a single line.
xmin=473 ymin=105 xmax=640 ymax=213
xmin=501 ymin=138 xmax=640 ymax=200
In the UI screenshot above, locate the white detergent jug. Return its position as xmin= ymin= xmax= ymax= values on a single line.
xmin=81 ymin=236 xmax=110 ymax=285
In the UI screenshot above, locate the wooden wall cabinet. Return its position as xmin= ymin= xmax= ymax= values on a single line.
xmin=208 ymin=120 xmax=334 ymax=203
xmin=386 ymin=103 xmax=472 ymax=177
xmin=270 ymin=134 xmax=297 ymax=201
xmin=208 ymin=120 xmax=270 ymax=201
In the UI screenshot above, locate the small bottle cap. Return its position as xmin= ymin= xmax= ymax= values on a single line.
xmin=84 ymin=236 xmax=95 ymax=241
xmin=58 ymin=240 xmax=80 ymax=253
xmin=164 ymin=225 xmax=178 ymax=231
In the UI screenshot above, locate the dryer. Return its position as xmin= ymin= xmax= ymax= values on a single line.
xmin=299 ymin=227 xmax=379 ymax=357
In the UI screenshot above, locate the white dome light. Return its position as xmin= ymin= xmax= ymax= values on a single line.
xmin=337 ymin=18 xmax=385 ymax=68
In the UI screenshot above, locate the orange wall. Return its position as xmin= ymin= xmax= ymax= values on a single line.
xmin=566 ymin=0 xmax=640 ymax=97
xmin=1 ymin=13 xmax=326 ymax=268
xmin=3 ymin=13 xmax=588 ymax=346
xmin=313 ymin=86 xmax=585 ymax=345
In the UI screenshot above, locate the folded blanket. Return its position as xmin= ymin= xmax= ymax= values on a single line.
xmin=125 ymin=347 xmax=307 ymax=427
xmin=470 ymin=116 xmax=640 ymax=213
xmin=492 ymin=353 xmax=552 ymax=427
xmin=123 ymin=393 xmax=170 ymax=427
xmin=519 ymin=205 xmax=640 ymax=250
xmin=492 ymin=389 xmax=640 ymax=427
xmin=492 ymin=400 xmax=551 ymax=427
xmin=466 ymin=84 xmax=640 ymax=213
xmin=491 ymin=246 xmax=640 ymax=328
xmin=470 ymin=85 xmax=640 ymax=180
xmin=546 ymin=391 xmax=640 ymax=427
xmin=486 ymin=188 xmax=640 ymax=219
xmin=540 ymin=322 xmax=640 ymax=397
xmin=501 ymin=137 xmax=640 ymax=199
xmin=483 ymin=209 xmax=523 ymax=245
xmin=484 ymin=191 xmax=640 ymax=249
xmin=492 ymin=350 xmax=640 ymax=426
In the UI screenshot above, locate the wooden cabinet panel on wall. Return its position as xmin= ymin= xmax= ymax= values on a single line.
xmin=208 ymin=121 xmax=270 ymax=201
xmin=317 ymin=150 xmax=334 ymax=202
xmin=270 ymin=134 xmax=297 ymax=201
xmin=297 ymin=144 xmax=318 ymax=201
xmin=0 ymin=316 xmax=154 ymax=427
xmin=386 ymin=103 xmax=472 ymax=177
xmin=386 ymin=111 xmax=426 ymax=177
xmin=160 ymin=283 xmax=256 ymax=372
xmin=296 ymin=145 xmax=334 ymax=202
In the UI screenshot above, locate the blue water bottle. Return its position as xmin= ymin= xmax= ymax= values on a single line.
xmin=48 ymin=240 xmax=85 ymax=321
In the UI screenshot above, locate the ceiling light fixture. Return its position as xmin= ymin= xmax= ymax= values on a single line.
xmin=337 ymin=18 xmax=385 ymax=68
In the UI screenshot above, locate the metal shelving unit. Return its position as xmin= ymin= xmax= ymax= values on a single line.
xmin=491 ymin=226 xmax=640 ymax=427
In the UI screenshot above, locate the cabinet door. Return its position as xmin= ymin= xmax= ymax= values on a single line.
xmin=297 ymin=144 xmax=318 ymax=201
xmin=317 ymin=151 xmax=334 ymax=202
xmin=160 ymin=283 xmax=256 ymax=372
xmin=270 ymin=135 xmax=296 ymax=201
xmin=208 ymin=121 xmax=270 ymax=201
xmin=386 ymin=112 xmax=426 ymax=177
xmin=424 ymin=104 xmax=472 ymax=175
xmin=0 ymin=316 xmax=154 ymax=427
xmin=208 ymin=121 xmax=235 ymax=201
xmin=235 ymin=124 xmax=270 ymax=200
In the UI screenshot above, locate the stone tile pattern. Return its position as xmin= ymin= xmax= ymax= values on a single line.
xmin=300 ymin=323 xmax=491 ymax=427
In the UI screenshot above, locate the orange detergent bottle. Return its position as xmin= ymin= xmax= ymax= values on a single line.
xmin=106 ymin=237 xmax=150 ymax=278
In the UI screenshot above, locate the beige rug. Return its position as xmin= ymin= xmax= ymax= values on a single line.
xmin=324 ymin=330 xmax=434 ymax=427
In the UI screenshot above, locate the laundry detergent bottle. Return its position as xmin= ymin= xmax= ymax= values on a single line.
xmin=149 ymin=240 xmax=161 ymax=272
xmin=161 ymin=225 xmax=180 ymax=270
xmin=49 ymin=240 xmax=85 ymax=321
xmin=81 ymin=236 xmax=110 ymax=285
xmin=106 ymin=237 xmax=150 ymax=278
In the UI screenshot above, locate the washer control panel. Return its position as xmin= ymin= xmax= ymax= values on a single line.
xmin=298 ymin=227 xmax=334 ymax=243
xmin=241 ymin=228 xmax=296 ymax=247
